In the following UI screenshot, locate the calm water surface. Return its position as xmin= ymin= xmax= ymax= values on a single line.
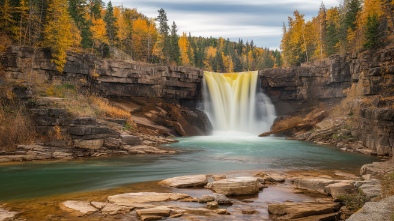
xmin=0 ymin=133 xmax=377 ymax=201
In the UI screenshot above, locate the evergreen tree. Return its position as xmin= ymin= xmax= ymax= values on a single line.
xmin=170 ymin=21 xmax=180 ymax=65
xmin=156 ymin=8 xmax=170 ymax=64
xmin=68 ymin=0 xmax=92 ymax=48
xmin=104 ymin=1 xmax=117 ymax=44
xmin=364 ymin=13 xmax=380 ymax=49
xmin=89 ymin=0 xmax=103 ymax=19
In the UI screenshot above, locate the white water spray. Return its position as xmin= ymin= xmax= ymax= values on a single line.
xmin=203 ymin=71 xmax=276 ymax=135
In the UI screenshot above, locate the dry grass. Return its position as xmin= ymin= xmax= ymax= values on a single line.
xmin=381 ymin=172 xmax=394 ymax=198
xmin=0 ymin=99 xmax=36 ymax=150
xmin=41 ymin=82 xmax=134 ymax=125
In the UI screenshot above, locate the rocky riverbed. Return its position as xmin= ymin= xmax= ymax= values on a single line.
xmin=1 ymin=160 xmax=392 ymax=221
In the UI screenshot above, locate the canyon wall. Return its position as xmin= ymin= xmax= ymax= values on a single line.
xmin=1 ymin=46 xmax=393 ymax=157
xmin=1 ymin=46 xmax=203 ymax=101
xmin=260 ymin=47 xmax=394 ymax=157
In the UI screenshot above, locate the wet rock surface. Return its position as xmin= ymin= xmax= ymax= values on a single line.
xmin=158 ymin=174 xmax=208 ymax=188
xmin=205 ymin=176 xmax=263 ymax=196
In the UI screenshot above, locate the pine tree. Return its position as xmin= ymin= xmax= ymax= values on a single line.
xmin=69 ymin=0 xmax=92 ymax=48
xmin=104 ymin=1 xmax=117 ymax=44
xmin=364 ymin=13 xmax=380 ymax=49
xmin=170 ymin=21 xmax=180 ymax=65
xmin=43 ymin=0 xmax=75 ymax=72
xmin=89 ymin=0 xmax=103 ymax=19
xmin=157 ymin=8 xmax=170 ymax=64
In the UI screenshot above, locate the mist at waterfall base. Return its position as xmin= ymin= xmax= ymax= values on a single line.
xmin=202 ymin=71 xmax=276 ymax=135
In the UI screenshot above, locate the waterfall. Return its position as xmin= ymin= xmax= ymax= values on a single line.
xmin=203 ymin=71 xmax=276 ymax=134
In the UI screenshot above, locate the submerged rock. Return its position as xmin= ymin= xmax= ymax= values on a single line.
xmin=107 ymin=192 xmax=191 ymax=207
xmin=158 ymin=174 xmax=208 ymax=188
xmin=0 ymin=207 xmax=18 ymax=221
xmin=205 ymin=177 xmax=263 ymax=196
xmin=136 ymin=206 xmax=171 ymax=218
xmin=60 ymin=201 xmax=97 ymax=216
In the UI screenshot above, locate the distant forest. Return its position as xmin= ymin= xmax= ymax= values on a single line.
xmin=1 ymin=0 xmax=392 ymax=72
xmin=281 ymin=0 xmax=394 ymax=66
xmin=0 ymin=0 xmax=282 ymax=72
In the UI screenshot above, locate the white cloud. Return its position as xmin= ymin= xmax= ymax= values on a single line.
xmin=107 ymin=0 xmax=340 ymax=49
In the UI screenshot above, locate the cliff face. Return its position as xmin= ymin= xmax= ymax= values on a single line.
xmin=0 ymin=46 xmax=212 ymax=162
xmin=1 ymin=46 xmax=203 ymax=101
xmin=260 ymin=47 xmax=394 ymax=157
xmin=259 ymin=55 xmax=351 ymax=115
xmin=1 ymin=46 xmax=393 ymax=159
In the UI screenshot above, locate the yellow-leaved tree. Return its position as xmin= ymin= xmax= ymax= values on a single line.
xmin=178 ymin=32 xmax=190 ymax=65
xmin=43 ymin=0 xmax=76 ymax=72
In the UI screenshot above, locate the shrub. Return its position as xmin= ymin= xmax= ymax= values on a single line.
xmin=338 ymin=190 xmax=368 ymax=212
xmin=0 ymin=99 xmax=36 ymax=150
xmin=381 ymin=172 xmax=394 ymax=197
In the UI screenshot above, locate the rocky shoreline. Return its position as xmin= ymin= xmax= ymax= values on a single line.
xmin=1 ymin=160 xmax=392 ymax=221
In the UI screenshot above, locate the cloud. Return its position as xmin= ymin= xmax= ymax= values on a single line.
xmin=108 ymin=0 xmax=340 ymax=49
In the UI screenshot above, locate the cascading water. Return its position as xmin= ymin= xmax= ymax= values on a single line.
xmin=203 ymin=71 xmax=276 ymax=134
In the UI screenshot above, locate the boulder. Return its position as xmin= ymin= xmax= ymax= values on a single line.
xmin=213 ymin=193 xmax=233 ymax=205
xmin=255 ymin=172 xmax=286 ymax=183
xmin=107 ymin=192 xmax=190 ymax=207
xmin=347 ymin=195 xmax=394 ymax=221
xmin=293 ymin=178 xmax=339 ymax=194
xmin=101 ymin=203 xmax=131 ymax=215
xmin=355 ymin=179 xmax=381 ymax=200
xmin=60 ymin=200 xmax=98 ymax=216
xmin=205 ymin=177 xmax=263 ymax=196
xmin=215 ymin=209 xmax=230 ymax=215
xmin=206 ymin=201 xmax=219 ymax=209
xmin=198 ymin=195 xmax=215 ymax=203
xmin=268 ymin=201 xmax=340 ymax=220
xmin=159 ymin=174 xmax=208 ymax=188
xmin=136 ymin=206 xmax=171 ymax=218
xmin=324 ymin=181 xmax=355 ymax=199
xmin=73 ymin=139 xmax=104 ymax=150
xmin=0 ymin=207 xmax=18 ymax=221
xmin=120 ymin=135 xmax=141 ymax=145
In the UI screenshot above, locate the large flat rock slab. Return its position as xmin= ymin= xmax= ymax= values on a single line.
xmin=107 ymin=192 xmax=191 ymax=206
xmin=293 ymin=178 xmax=339 ymax=194
xmin=205 ymin=177 xmax=262 ymax=196
xmin=158 ymin=174 xmax=208 ymax=188
xmin=60 ymin=200 xmax=98 ymax=216
xmin=268 ymin=201 xmax=340 ymax=220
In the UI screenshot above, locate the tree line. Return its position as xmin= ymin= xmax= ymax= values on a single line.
xmin=281 ymin=0 xmax=394 ymax=67
xmin=0 ymin=0 xmax=282 ymax=72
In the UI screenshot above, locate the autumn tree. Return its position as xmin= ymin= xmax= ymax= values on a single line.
xmin=0 ymin=0 xmax=16 ymax=38
xmin=281 ymin=10 xmax=307 ymax=66
xmin=43 ymin=0 xmax=76 ymax=72
xmin=326 ymin=7 xmax=341 ymax=56
xmin=178 ymin=32 xmax=191 ymax=65
xmin=131 ymin=17 xmax=156 ymax=62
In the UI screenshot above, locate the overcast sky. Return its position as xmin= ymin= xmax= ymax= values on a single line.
xmin=107 ymin=0 xmax=340 ymax=50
